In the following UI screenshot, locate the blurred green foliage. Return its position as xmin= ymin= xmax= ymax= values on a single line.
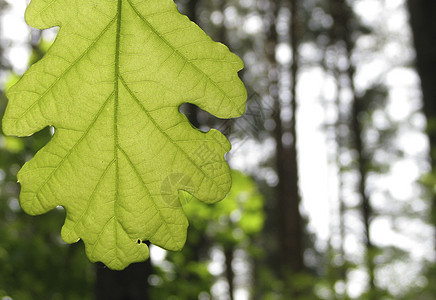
xmin=150 ymin=170 xmax=265 ymax=299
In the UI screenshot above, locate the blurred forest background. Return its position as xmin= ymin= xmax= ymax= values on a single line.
xmin=1 ymin=0 xmax=436 ymax=299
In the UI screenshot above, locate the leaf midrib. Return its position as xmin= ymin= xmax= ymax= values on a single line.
xmin=111 ymin=1 xmax=185 ymax=249
xmin=112 ymin=0 xmax=123 ymax=257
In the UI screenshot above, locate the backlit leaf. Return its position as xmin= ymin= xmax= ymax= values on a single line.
xmin=2 ymin=0 xmax=246 ymax=270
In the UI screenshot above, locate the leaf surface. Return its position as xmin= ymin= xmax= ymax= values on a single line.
xmin=2 ymin=0 xmax=246 ymax=270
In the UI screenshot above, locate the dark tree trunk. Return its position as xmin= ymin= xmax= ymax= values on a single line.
xmin=215 ymin=0 xmax=227 ymax=44
xmin=282 ymin=0 xmax=304 ymax=276
xmin=407 ymin=1 xmax=436 ymax=121
xmin=408 ymin=0 xmax=436 ymax=235
xmin=95 ymin=260 xmax=153 ymax=300
xmin=266 ymin=0 xmax=305 ymax=288
xmin=224 ymin=247 xmax=235 ymax=300
xmin=290 ymin=1 xmax=303 ymax=273
xmin=408 ymin=1 xmax=436 ymax=291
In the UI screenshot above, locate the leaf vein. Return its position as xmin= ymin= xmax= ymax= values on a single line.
xmin=125 ymin=0 xmax=237 ymax=107
xmin=117 ymin=145 xmax=182 ymax=246
xmin=119 ymin=75 xmax=225 ymax=194
xmin=12 ymin=15 xmax=117 ymax=121
xmin=34 ymin=92 xmax=114 ymax=200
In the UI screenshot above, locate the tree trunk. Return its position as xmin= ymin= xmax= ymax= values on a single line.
xmin=95 ymin=260 xmax=153 ymax=300
xmin=407 ymin=0 xmax=436 ymax=237
xmin=267 ymin=0 xmax=305 ymax=286
xmin=408 ymin=0 xmax=436 ymax=290
xmin=330 ymin=0 xmax=376 ymax=296
xmin=224 ymin=247 xmax=235 ymax=300
xmin=284 ymin=0 xmax=305 ymax=275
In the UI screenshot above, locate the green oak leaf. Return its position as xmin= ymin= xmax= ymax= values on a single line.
xmin=2 ymin=0 xmax=246 ymax=270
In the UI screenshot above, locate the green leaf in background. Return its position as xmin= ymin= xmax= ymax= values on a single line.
xmin=2 ymin=0 xmax=246 ymax=270
xmin=151 ymin=171 xmax=264 ymax=299
xmin=183 ymin=170 xmax=264 ymax=243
